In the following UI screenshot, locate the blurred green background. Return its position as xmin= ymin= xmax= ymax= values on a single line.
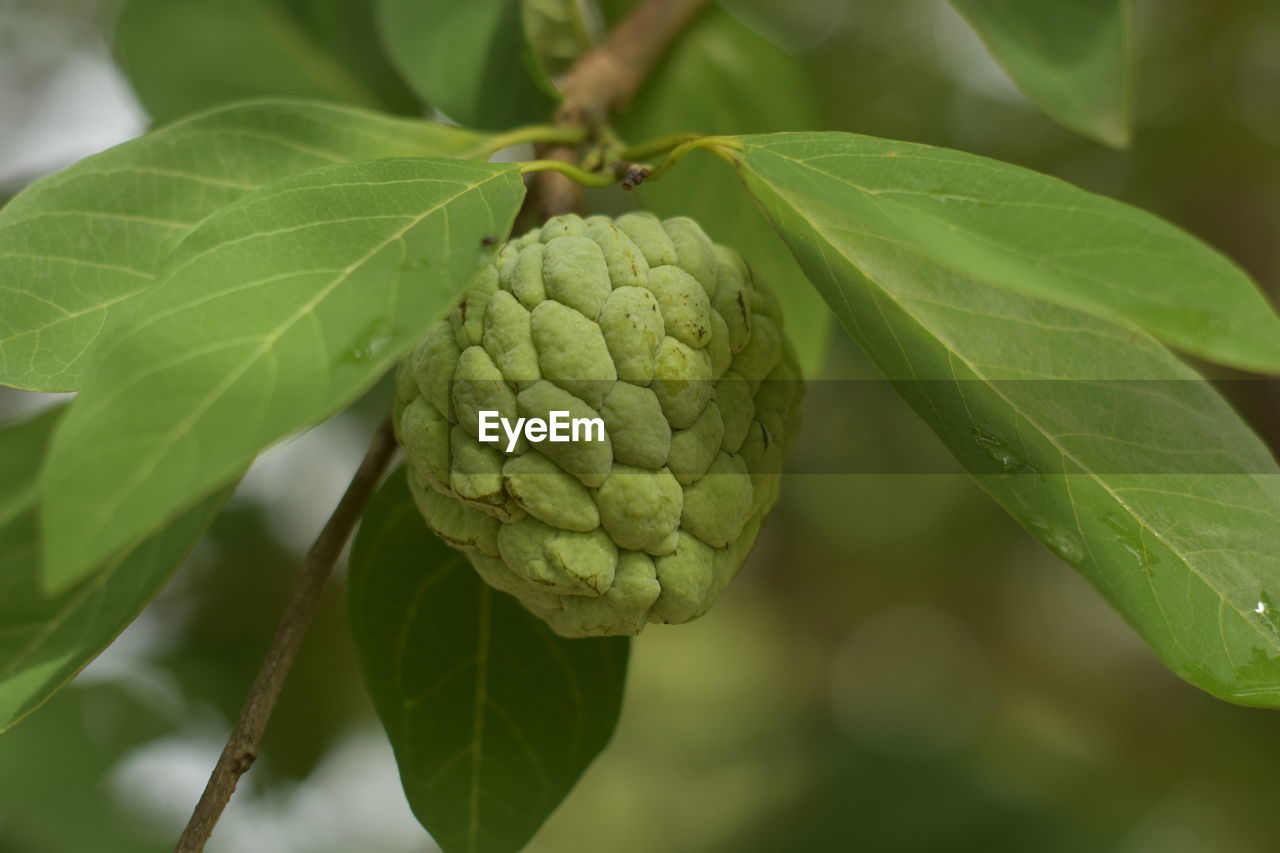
xmin=2 ymin=0 xmax=1279 ymax=851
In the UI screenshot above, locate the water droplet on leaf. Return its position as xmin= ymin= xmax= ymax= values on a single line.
xmin=1027 ymin=518 xmax=1086 ymax=564
xmin=972 ymin=427 xmax=1036 ymax=475
xmin=1254 ymin=592 xmax=1280 ymax=635
xmin=347 ymin=318 xmax=395 ymax=363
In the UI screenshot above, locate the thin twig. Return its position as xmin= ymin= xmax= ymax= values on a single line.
xmin=528 ymin=0 xmax=712 ymax=219
xmin=173 ymin=417 xmax=399 ymax=853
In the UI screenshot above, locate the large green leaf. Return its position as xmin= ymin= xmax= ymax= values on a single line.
xmin=41 ymin=158 xmax=525 ymax=590
xmin=113 ymin=0 xmax=420 ymax=123
xmin=379 ymin=0 xmax=559 ymax=129
xmin=0 ymin=407 xmax=228 ymax=732
xmin=949 ymin=0 xmax=1131 ymax=147
xmin=620 ymin=7 xmax=831 ymax=376
xmin=735 ymin=133 xmax=1280 ymax=706
xmin=349 ymin=469 xmax=629 ymax=853
xmin=0 ymin=100 xmax=491 ymax=392
xmin=735 ymin=133 xmax=1280 ymax=374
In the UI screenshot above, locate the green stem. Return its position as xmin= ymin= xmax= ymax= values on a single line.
xmin=620 ymin=132 xmax=700 ymax=163
xmin=648 ymin=135 xmax=742 ymax=181
xmin=479 ymin=125 xmax=588 ymax=159
xmin=520 ymin=159 xmax=622 ymax=188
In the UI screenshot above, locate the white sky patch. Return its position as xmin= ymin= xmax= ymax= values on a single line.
xmin=109 ymin=726 xmax=432 ymax=853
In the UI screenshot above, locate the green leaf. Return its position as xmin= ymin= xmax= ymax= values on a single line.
xmin=349 ymin=469 xmax=629 ymax=853
xmin=735 ymin=133 xmax=1280 ymax=706
xmin=948 ymin=0 xmax=1131 ymax=147
xmin=0 ymin=99 xmax=492 ymax=392
xmin=0 ymin=682 xmax=179 ymax=851
xmin=0 ymin=406 xmax=228 ymax=732
xmin=735 ymin=132 xmax=1280 ymax=374
xmin=521 ymin=0 xmax=600 ymax=83
xmin=619 ymin=8 xmax=831 ymax=376
xmin=379 ymin=0 xmax=559 ymax=129
xmin=596 ymin=0 xmax=634 ymax=25
xmin=41 ymin=158 xmax=525 ymax=590
xmin=113 ymin=0 xmax=420 ymax=123
xmin=278 ymin=0 xmax=425 ymax=113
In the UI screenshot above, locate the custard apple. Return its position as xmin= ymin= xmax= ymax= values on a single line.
xmin=393 ymin=212 xmax=803 ymax=637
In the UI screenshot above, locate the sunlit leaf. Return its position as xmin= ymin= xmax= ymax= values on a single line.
xmin=379 ymin=0 xmax=559 ymax=129
xmin=0 ymin=407 xmax=228 ymax=732
xmin=349 ymin=469 xmax=629 ymax=853
xmin=948 ymin=0 xmax=1130 ymax=147
xmin=735 ymin=132 xmax=1280 ymax=706
xmin=0 ymin=100 xmax=491 ymax=392
xmin=620 ymin=8 xmax=831 ymax=376
xmin=736 ymin=132 xmax=1280 ymax=374
xmin=41 ymin=158 xmax=525 ymax=590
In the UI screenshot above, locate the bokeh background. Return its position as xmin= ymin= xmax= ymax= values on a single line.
xmin=2 ymin=0 xmax=1280 ymax=851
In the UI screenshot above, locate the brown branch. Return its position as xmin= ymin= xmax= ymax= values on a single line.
xmin=530 ymin=143 xmax=587 ymax=222
xmin=559 ymin=0 xmax=710 ymax=124
xmin=528 ymin=0 xmax=712 ymax=220
xmin=173 ymin=416 xmax=399 ymax=853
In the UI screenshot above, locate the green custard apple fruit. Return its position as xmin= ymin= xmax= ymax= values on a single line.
xmin=393 ymin=212 xmax=803 ymax=637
